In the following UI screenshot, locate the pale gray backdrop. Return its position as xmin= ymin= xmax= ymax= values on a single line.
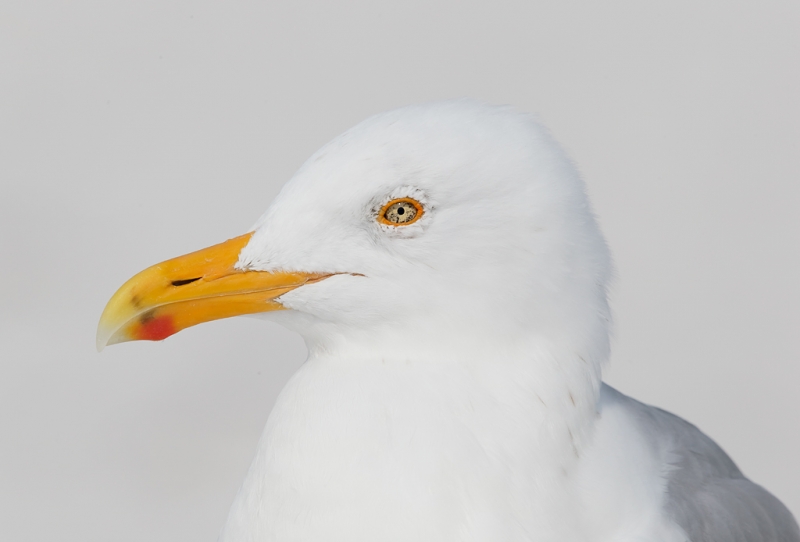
xmin=1 ymin=1 xmax=798 ymax=540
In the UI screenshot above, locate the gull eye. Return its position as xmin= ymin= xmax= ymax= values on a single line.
xmin=378 ymin=198 xmax=423 ymax=226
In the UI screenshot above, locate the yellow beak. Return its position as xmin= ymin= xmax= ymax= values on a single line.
xmin=96 ymin=233 xmax=329 ymax=351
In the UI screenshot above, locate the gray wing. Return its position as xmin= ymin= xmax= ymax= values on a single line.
xmin=605 ymin=385 xmax=800 ymax=542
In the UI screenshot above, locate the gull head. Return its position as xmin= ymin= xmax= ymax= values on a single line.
xmin=98 ymin=101 xmax=612 ymax=365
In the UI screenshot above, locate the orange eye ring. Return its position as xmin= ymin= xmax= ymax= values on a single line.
xmin=377 ymin=197 xmax=424 ymax=226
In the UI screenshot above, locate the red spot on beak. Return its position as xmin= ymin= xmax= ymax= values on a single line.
xmin=136 ymin=315 xmax=177 ymax=341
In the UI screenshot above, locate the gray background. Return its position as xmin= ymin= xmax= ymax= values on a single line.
xmin=1 ymin=1 xmax=798 ymax=540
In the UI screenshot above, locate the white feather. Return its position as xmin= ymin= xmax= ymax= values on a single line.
xmin=221 ymin=101 xmax=797 ymax=541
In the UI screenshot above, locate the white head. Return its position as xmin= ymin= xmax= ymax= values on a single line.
xmin=99 ymin=100 xmax=612 ymax=381
xmin=237 ymin=101 xmax=612 ymax=368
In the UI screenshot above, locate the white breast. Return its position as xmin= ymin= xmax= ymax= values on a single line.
xmin=219 ymin=358 xmax=685 ymax=542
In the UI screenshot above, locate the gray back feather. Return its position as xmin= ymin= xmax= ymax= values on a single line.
xmin=605 ymin=386 xmax=800 ymax=542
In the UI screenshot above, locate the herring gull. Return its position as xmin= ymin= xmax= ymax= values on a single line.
xmin=98 ymin=101 xmax=799 ymax=542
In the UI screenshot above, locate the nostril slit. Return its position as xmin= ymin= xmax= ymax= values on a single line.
xmin=171 ymin=277 xmax=202 ymax=287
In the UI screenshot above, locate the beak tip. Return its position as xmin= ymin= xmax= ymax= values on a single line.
xmin=95 ymin=322 xmax=114 ymax=353
xmin=96 ymin=332 xmax=107 ymax=353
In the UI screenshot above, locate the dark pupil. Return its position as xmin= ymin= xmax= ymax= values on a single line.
xmin=397 ymin=206 xmax=405 ymax=215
